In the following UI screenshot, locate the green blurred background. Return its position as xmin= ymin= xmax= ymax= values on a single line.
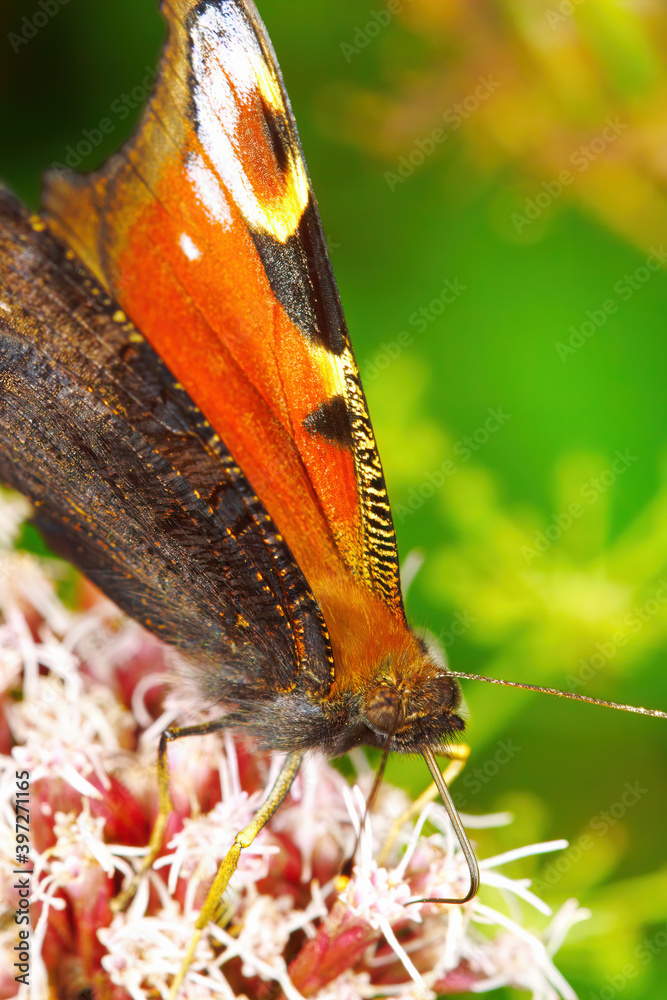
xmin=1 ymin=1 xmax=666 ymax=997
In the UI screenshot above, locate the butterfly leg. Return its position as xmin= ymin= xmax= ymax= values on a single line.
xmin=169 ymin=749 xmax=303 ymax=999
xmin=112 ymin=719 xmax=228 ymax=912
xmin=377 ymin=743 xmax=470 ymax=866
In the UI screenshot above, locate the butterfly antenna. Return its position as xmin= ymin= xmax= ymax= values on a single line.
xmin=447 ymin=670 xmax=667 ymax=719
xmin=405 ymin=746 xmax=479 ymax=906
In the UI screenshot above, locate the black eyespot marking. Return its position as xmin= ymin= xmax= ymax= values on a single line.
xmin=261 ymin=95 xmax=290 ymax=176
xmin=303 ymin=395 xmax=353 ymax=449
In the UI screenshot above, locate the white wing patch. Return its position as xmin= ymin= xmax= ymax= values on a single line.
xmin=190 ymin=2 xmax=309 ymax=244
xmin=179 ymin=232 xmax=202 ymax=260
xmin=186 ymin=151 xmax=234 ymax=230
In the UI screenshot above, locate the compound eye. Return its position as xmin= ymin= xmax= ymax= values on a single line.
xmin=363 ymin=684 xmax=405 ymax=736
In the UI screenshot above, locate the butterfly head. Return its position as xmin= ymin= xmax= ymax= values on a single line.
xmin=360 ymin=649 xmax=465 ymax=754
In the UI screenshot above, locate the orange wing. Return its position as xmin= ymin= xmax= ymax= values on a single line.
xmin=43 ymin=0 xmax=414 ymax=692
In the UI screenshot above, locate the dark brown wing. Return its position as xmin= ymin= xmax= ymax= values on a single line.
xmin=0 ymin=186 xmax=334 ymax=716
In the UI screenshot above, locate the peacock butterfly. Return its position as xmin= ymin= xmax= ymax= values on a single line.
xmin=0 ymin=1 xmax=664 ymax=996
xmin=0 ymin=1 xmax=476 ymax=991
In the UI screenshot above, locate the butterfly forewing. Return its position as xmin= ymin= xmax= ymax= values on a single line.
xmin=43 ymin=0 xmax=406 ymax=675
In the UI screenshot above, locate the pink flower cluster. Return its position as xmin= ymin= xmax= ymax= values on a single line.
xmin=0 ymin=504 xmax=588 ymax=999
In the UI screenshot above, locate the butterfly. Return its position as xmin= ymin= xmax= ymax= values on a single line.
xmin=1 ymin=0 xmax=665 ymax=995
xmin=0 ymin=0 xmax=477 ymax=991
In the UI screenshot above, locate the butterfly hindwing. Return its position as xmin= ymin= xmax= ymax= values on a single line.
xmin=0 ymin=186 xmax=335 ymax=721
